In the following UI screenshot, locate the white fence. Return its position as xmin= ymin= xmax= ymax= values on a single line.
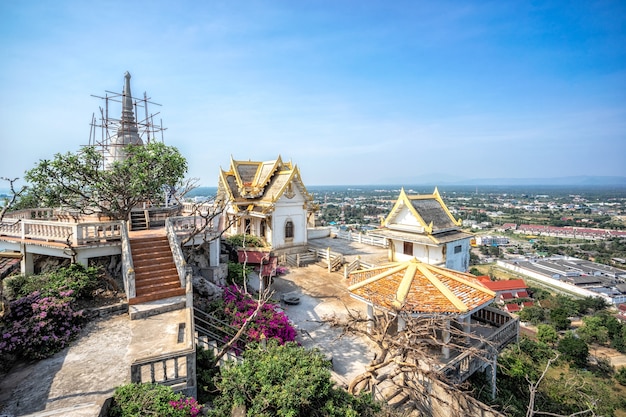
xmin=0 ymin=219 xmax=123 ymax=246
xmin=332 ymin=229 xmax=388 ymax=248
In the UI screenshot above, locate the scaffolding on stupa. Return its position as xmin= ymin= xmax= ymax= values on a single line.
xmin=87 ymin=78 xmax=167 ymax=169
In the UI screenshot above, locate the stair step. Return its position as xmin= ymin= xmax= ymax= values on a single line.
xmin=136 ymin=280 xmax=181 ymax=295
xmin=128 ymin=295 xmax=186 ymax=319
xmin=134 ymin=260 xmax=177 ymax=271
xmin=136 ymin=274 xmax=179 ymax=286
xmin=133 ymin=258 xmax=175 ymax=267
xmin=135 ymin=263 xmax=177 ymax=273
xmin=136 ymin=282 xmax=180 ymax=293
xmin=133 ymin=250 xmax=168 ymax=258
xmin=135 ymin=273 xmax=178 ymax=283
xmin=130 ymin=244 xmax=170 ymax=253
xmin=130 ymin=238 xmax=169 ymax=246
xmin=129 ymin=287 xmax=186 ymax=305
xmin=128 ymin=234 xmax=184 ymax=305
xmin=132 ymin=244 xmax=171 ymax=251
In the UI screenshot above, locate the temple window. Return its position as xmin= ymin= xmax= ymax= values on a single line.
xmin=285 ymin=220 xmax=294 ymax=239
xmin=403 ymin=241 xmax=413 ymax=256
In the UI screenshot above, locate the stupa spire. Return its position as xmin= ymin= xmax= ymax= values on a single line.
xmin=105 ymin=72 xmax=143 ymax=168
xmin=118 ymin=71 xmax=141 ymax=145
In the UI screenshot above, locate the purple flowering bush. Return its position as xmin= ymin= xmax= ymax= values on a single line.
xmin=0 ymin=290 xmax=84 ymax=360
xmin=275 ymin=266 xmax=289 ymax=275
xmin=222 ymin=285 xmax=297 ymax=345
xmin=169 ymin=397 xmax=203 ymax=417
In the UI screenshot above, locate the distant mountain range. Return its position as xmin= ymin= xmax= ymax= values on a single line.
xmin=2 ymin=176 xmax=624 ymax=198
xmin=401 ymin=175 xmax=626 ymax=187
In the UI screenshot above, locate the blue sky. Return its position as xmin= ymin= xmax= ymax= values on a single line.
xmin=1 ymin=0 xmax=625 ymax=186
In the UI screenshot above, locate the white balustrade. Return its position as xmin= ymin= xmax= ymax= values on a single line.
xmin=0 ymin=219 xmax=122 ymax=246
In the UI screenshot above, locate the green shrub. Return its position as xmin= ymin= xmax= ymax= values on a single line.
xmin=5 ymin=264 xmax=100 ymax=300
xmin=616 ymin=367 xmax=626 ymax=386
xmin=209 ymin=341 xmax=379 ymax=417
xmin=225 ymin=234 xmax=265 ymax=248
xmin=109 ymin=383 xmax=202 ymax=417
xmin=227 ymin=262 xmax=252 ymax=287
xmin=196 ymin=346 xmax=220 ymax=404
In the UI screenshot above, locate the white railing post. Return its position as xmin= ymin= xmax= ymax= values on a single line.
xmin=71 ymin=223 xmax=79 ymax=246
xmin=120 ymin=221 xmax=135 ymax=299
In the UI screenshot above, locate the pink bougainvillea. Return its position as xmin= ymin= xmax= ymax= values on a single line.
xmin=222 ymin=286 xmax=297 ymax=345
xmin=169 ymin=397 xmax=203 ymax=417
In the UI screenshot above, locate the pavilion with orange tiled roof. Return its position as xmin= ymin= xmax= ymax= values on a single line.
xmin=348 ymin=258 xmax=496 ymax=358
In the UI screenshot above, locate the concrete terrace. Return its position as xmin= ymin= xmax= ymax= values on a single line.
xmin=0 ymin=307 xmax=192 ymax=417
xmin=1 ymin=236 xmax=509 ymax=415
xmin=0 ymin=236 xmax=388 ymax=416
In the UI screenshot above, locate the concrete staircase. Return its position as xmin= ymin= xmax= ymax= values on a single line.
xmin=130 ymin=209 xmax=149 ymax=231
xmin=128 ymin=235 xmax=186 ymax=318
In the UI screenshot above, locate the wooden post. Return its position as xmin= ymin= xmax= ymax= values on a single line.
xmin=327 ymin=247 xmax=331 ymax=273
xmin=442 ymin=319 xmax=451 ymax=359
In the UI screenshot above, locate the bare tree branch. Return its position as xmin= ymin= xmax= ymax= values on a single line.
xmin=211 ymin=286 xmax=275 ymax=367
xmin=325 ymin=307 xmax=498 ymax=414
xmin=0 ymin=177 xmax=27 ymax=221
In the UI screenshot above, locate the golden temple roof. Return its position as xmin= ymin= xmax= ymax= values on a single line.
xmin=348 ymin=259 xmax=495 ymax=315
xmin=217 ymin=155 xmax=313 ymax=213
xmin=381 ymin=187 xmax=462 ymax=235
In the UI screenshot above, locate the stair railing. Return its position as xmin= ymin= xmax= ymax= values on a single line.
xmin=166 ymin=217 xmax=193 ymax=308
xmin=120 ymin=221 xmax=136 ymax=299
xmin=131 ymin=306 xmax=197 ymax=397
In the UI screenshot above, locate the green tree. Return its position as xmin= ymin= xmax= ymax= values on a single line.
xmin=519 ymin=305 xmax=546 ymax=325
xmin=577 ymin=315 xmax=609 ymax=346
xmin=0 ymin=177 xmax=27 ymax=220
xmin=553 ymin=295 xmax=580 ymax=317
xmin=576 ymin=296 xmax=609 ymax=314
xmin=24 ymin=143 xmax=187 ymax=220
xmin=536 ymin=324 xmax=558 ymax=346
xmin=557 ymin=332 xmax=588 ymax=368
xmin=615 ymin=367 xmax=626 ymax=386
xmin=209 ymin=342 xmax=379 ymax=417
xmin=549 ymin=307 xmax=571 ymax=331
xmin=611 ymin=324 xmax=626 ymax=353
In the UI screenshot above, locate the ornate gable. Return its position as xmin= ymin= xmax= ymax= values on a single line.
xmin=217 ymin=156 xmax=313 ymax=214
xmin=382 ymin=188 xmax=461 ymax=235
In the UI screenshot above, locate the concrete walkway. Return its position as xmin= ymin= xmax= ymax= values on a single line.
xmin=0 ymin=308 xmax=191 ymax=417
xmin=271 ymin=267 xmax=377 ymax=386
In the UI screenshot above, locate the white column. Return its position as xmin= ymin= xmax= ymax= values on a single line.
xmin=464 ymin=315 xmax=471 ymax=345
xmin=209 ymin=239 xmax=220 ymax=267
xmin=397 ymin=315 xmax=406 ymax=332
xmin=367 ymin=304 xmax=374 ymax=333
xmin=20 ymin=244 xmax=34 ymax=275
xmin=75 ymin=252 xmax=89 ymax=267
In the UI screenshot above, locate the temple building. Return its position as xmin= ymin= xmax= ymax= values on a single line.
xmin=216 ymin=156 xmax=315 ymax=254
xmin=348 ymin=258 xmax=519 ymax=397
xmin=370 ymin=188 xmax=473 ymax=272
